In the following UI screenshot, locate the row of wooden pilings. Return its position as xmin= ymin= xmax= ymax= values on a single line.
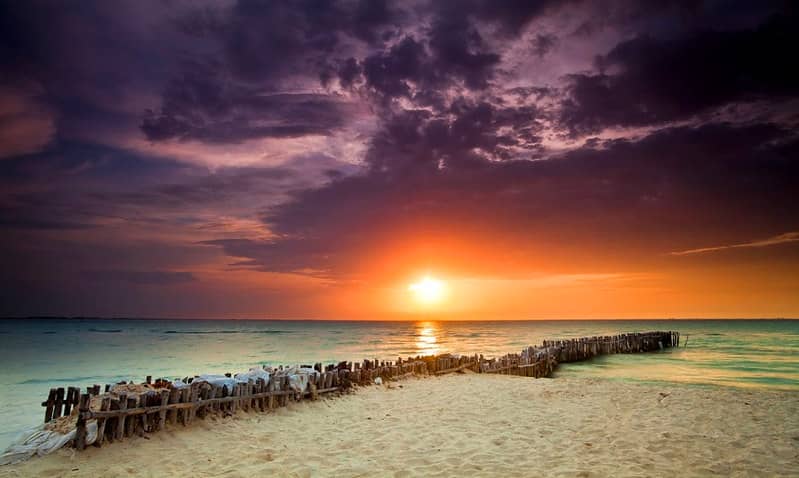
xmin=543 ymin=331 xmax=680 ymax=363
xmin=42 ymin=331 xmax=679 ymax=451
xmin=481 ymin=330 xmax=681 ymax=377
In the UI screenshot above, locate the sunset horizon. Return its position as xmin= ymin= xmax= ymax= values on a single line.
xmin=5 ymin=315 xmax=797 ymax=321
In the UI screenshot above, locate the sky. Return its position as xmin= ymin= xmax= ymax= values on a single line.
xmin=1 ymin=0 xmax=797 ymax=320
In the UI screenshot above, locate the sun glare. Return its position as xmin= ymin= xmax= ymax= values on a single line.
xmin=408 ymin=276 xmax=445 ymax=304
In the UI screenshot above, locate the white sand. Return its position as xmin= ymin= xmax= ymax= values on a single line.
xmin=2 ymin=374 xmax=797 ymax=477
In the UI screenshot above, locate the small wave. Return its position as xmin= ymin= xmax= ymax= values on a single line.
xmin=19 ymin=376 xmax=103 ymax=385
xmin=164 ymin=330 xmax=293 ymax=335
xmin=89 ymin=328 xmax=123 ymax=333
xmin=164 ymin=330 xmax=225 ymax=334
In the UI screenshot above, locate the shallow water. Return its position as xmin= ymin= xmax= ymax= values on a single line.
xmin=0 ymin=318 xmax=797 ymax=449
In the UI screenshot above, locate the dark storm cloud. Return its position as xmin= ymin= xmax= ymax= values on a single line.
xmin=559 ymin=8 xmax=799 ymax=134
xmin=336 ymin=58 xmax=363 ymax=89
xmin=141 ymin=60 xmax=358 ymax=143
xmin=531 ymin=33 xmax=558 ymax=57
xmin=360 ymin=36 xmax=431 ymax=99
xmin=426 ymin=5 xmax=501 ymax=90
xmin=222 ymin=0 xmax=400 ymax=81
xmin=170 ymin=0 xmax=402 ymax=88
xmin=359 ymin=100 xmax=543 ymax=174
xmin=143 ymin=0 xmax=410 ymax=144
xmin=348 ymin=0 xmax=557 ymax=101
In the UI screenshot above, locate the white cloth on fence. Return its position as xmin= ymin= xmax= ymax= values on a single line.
xmin=234 ymin=367 xmax=271 ymax=384
xmin=193 ymin=374 xmax=237 ymax=389
xmin=285 ymin=367 xmax=319 ymax=393
xmin=183 ymin=368 xmax=271 ymax=389
xmin=0 ymin=421 xmax=98 ymax=465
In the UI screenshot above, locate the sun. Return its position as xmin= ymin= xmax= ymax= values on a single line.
xmin=408 ymin=276 xmax=446 ymax=304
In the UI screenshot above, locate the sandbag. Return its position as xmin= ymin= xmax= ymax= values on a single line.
xmin=0 ymin=421 xmax=97 ymax=465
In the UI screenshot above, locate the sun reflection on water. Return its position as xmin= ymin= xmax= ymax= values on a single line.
xmin=415 ymin=321 xmax=441 ymax=356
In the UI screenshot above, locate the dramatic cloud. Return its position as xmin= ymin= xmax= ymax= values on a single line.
xmin=206 ymin=122 xmax=799 ymax=280
xmin=559 ymin=8 xmax=799 ymax=134
xmin=1 ymin=0 xmax=797 ymax=318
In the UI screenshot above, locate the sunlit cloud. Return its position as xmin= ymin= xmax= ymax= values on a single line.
xmin=671 ymin=232 xmax=799 ymax=256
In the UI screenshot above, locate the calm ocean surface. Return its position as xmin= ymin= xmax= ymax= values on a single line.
xmin=0 ymin=318 xmax=797 ymax=449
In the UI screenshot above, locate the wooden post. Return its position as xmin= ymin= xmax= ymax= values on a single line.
xmin=44 ymin=388 xmax=56 ymax=423
xmin=180 ymin=387 xmax=190 ymax=425
xmin=255 ymin=379 xmax=264 ymax=411
xmin=167 ymin=388 xmax=180 ymax=424
xmin=114 ymin=393 xmax=128 ymax=440
xmin=53 ymin=387 xmax=65 ymax=419
xmin=186 ymin=387 xmax=197 ymax=424
xmin=267 ymin=378 xmax=275 ymax=409
xmin=64 ymin=387 xmax=77 ymax=416
xmin=126 ymin=397 xmax=137 ymax=437
xmin=94 ymin=397 xmax=111 ymax=447
xmin=206 ymin=386 xmax=215 ymax=414
xmin=244 ymin=381 xmax=251 ymax=412
xmin=74 ymin=393 xmax=91 ymax=450
xmin=140 ymin=392 xmax=150 ymax=434
xmin=309 ymin=379 xmax=318 ymax=400
xmin=230 ymin=384 xmax=239 ymax=414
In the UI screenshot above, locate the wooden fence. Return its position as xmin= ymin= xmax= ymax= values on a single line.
xmin=40 ymin=330 xmax=678 ymax=451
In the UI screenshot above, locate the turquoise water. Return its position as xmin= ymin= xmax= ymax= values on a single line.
xmin=0 ymin=318 xmax=797 ymax=449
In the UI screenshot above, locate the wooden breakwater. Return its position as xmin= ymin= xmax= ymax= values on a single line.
xmin=39 ymin=330 xmax=678 ymax=451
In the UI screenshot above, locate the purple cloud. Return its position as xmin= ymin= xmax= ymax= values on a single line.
xmin=0 ymin=0 xmax=797 ymax=317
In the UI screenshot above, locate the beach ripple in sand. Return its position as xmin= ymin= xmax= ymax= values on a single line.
xmin=1 ymin=375 xmax=797 ymax=477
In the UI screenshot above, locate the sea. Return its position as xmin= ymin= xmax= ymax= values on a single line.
xmin=0 ymin=318 xmax=797 ymax=450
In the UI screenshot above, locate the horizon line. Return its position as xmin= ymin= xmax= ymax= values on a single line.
xmin=2 ymin=316 xmax=797 ymax=322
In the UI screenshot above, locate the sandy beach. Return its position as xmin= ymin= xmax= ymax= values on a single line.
xmin=2 ymin=373 xmax=797 ymax=478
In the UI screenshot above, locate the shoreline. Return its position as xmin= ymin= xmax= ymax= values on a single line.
xmin=2 ymin=374 xmax=796 ymax=477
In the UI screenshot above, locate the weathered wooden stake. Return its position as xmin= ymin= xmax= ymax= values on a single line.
xmin=114 ymin=393 xmax=128 ymax=440
xmin=94 ymin=397 xmax=111 ymax=447
xmin=74 ymin=393 xmax=91 ymax=450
